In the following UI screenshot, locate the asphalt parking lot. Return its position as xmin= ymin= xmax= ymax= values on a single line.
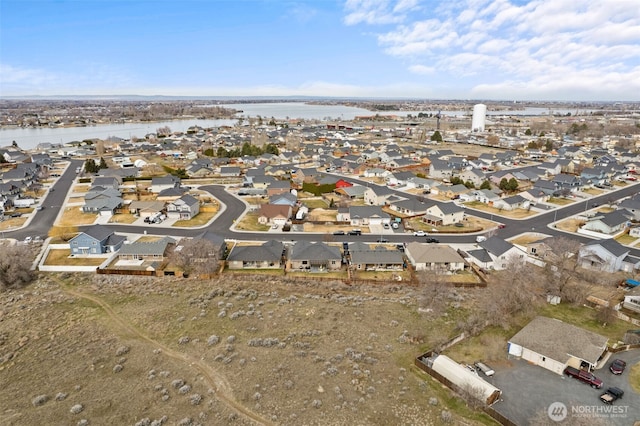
xmin=485 ymin=350 xmax=640 ymax=425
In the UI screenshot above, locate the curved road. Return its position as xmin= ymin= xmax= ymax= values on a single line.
xmin=5 ymin=159 xmax=640 ymax=256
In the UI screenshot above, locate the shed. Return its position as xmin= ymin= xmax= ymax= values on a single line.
xmin=429 ymin=354 xmax=501 ymax=405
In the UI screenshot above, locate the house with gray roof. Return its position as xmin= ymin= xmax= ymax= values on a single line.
xmin=69 ymin=224 xmax=126 ymax=255
xmin=405 ymin=242 xmax=465 ymax=272
xmin=466 ymin=236 xmax=526 ymax=270
xmin=346 ymin=206 xmax=391 ymax=226
xmin=493 ymin=194 xmax=530 ymax=211
xmin=349 ymin=244 xmax=404 ymax=271
xmin=581 ymin=210 xmax=629 ymax=235
xmin=117 ymin=236 xmax=176 ymax=260
xmin=508 ymin=316 xmax=608 ymax=375
xmin=578 ymin=238 xmax=639 ymax=273
xmin=423 ymin=203 xmax=465 ymax=226
xmin=364 ymin=186 xmax=396 ymax=206
xmin=227 ymin=240 xmax=284 ymax=270
xmin=149 ymin=175 xmax=181 ymax=193
xmin=618 ymin=196 xmax=640 ymax=221
xmin=82 ymin=187 xmax=123 ymax=215
xmin=166 ymin=194 xmax=200 ymax=220
xmin=389 ymin=198 xmax=429 ymax=216
xmin=287 ymin=241 xmax=341 ymax=272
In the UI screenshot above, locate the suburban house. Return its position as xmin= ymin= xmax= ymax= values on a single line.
xmin=405 ymin=242 xmax=465 ymax=273
xmin=581 ymin=210 xmax=629 ymax=235
xmin=258 ymin=204 xmax=292 ymax=225
xmin=266 ymin=180 xmax=291 ymax=196
xmin=552 ymin=173 xmax=582 ymax=192
xmin=128 ymin=200 xmax=165 ymax=218
xmin=166 ymin=194 xmax=200 ymax=220
xmin=117 ymin=236 xmax=176 ymax=261
xmin=508 ymin=316 xmax=608 ymax=375
xmin=492 ymin=194 xmax=531 ymax=211
xmin=577 ymin=239 xmax=638 ymax=273
xmin=423 ymin=203 xmax=465 ymax=226
xmin=226 ymin=240 xmax=284 ymax=270
xmin=388 ymin=198 xmax=429 ymax=217
xmin=287 ymin=241 xmax=341 ymax=272
xmin=348 ymin=243 xmax=404 ymax=271
xmin=269 ymin=192 xmax=297 ymax=207
xmin=91 ymin=176 xmax=121 ymax=190
xmin=364 ymin=186 xmax=396 ymax=206
xmin=82 ymin=187 xmax=123 ymax=215
xmin=617 ymin=196 xmax=640 ymax=221
xmin=428 ymin=158 xmax=453 ymax=180
xmin=344 ymin=206 xmax=391 ymax=226
xmin=219 ymin=166 xmax=241 ymax=177
xmin=149 ymin=175 xmax=181 ymax=193
xmin=466 ymin=237 xmax=526 ymax=270
xmin=69 ymin=225 xmax=126 ymax=255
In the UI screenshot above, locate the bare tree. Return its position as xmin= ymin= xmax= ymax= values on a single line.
xmin=171 ymin=238 xmax=221 ymax=277
xmin=417 ymin=271 xmax=449 ymax=316
xmin=0 ymin=245 xmax=37 ymax=291
xmin=595 ymin=304 xmax=618 ymax=326
xmin=479 ymin=261 xmax=543 ymax=329
xmin=541 ymin=237 xmax=586 ymax=304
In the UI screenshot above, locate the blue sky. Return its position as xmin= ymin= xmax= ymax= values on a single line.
xmin=1 ymin=0 xmax=639 ymax=101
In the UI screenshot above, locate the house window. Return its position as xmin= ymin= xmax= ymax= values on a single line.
xmin=302 ymin=261 xmax=308 ymax=265
xmin=531 ymin=248 xmax=537 ymax=254
xmin=92 ymin=241 xmax=97 ymax=245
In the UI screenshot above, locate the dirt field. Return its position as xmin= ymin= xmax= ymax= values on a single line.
xmin=0 ymin=274 xmax=490 ymax=426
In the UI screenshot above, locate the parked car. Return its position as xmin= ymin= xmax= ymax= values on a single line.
xmin=376 ymin=238 xmax=389 ymax=243
xmin=413 ymin=230 xmax=426 ymax=236
xmin=497 ymin=224 xmax=506 ymax=229
xmin=333 ymin=230 xmax=345 ymax=235
xmin=23 ymin=236 xmax=32 ymax=244
xmin=563 ymin=366 xmax=603 ymax=389
xmin=36 ymin=206 xmax=44 ymax=211
xmin=426 ymin=237 xmax=439 ymax=243
xmin=609 ymin=359 xmax=626 ymax=375
xmin=347 ymin=229 xmax=362 ymax=236
xmin=391 ymin=222 xmax=399 ymax=229
xmin=600 ymin=387 xmax=624 ymax=404
xmin=383 ymin=223 xmax=390 ymax=230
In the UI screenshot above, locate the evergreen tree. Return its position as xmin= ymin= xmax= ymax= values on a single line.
xmin=480 ymin=180 xmax=492 ymax=190
xmin=430 ymin=130 xmax=443 ymax=142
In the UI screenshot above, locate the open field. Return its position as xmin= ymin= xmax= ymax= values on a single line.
xmin=0 ymin=274 xmax=493 ymax=426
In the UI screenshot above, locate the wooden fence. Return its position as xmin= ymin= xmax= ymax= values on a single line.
xmin=415 ymin=351 xmax=517 ymax=426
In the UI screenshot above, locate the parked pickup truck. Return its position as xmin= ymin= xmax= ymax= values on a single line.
xmin=564 ymin=366 xmax=603 ymax=389
xmin=600 ymin=387 xmax=624 ymax=404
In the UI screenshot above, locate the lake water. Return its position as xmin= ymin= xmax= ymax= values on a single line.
xmin=0 ymin=102 xmax=585 ymax=150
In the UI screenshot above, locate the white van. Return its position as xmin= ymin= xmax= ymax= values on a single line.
xmin=476 ymin=236 xmax=487 ymax=243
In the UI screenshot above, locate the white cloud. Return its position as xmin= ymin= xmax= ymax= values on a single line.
xmin=344 ymin=0 xmax=640 ymax=99
xmin=0 ymin=64 xmax=57 ymax=86
xmin=343 ymin=0 xmax=410 ymax=25
xmin=408 ymin=64 xmax=435 ymax=74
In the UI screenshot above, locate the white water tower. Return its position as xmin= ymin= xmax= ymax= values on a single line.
xmin=472 ymin=103 xmax=486 ymax=132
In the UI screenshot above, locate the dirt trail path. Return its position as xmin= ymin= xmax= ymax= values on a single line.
xmin=57 ymin=280 xmax=272 ymax=426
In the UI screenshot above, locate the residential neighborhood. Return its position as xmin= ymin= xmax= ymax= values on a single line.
xmin=2 ymin=100 xmax=640 ymax=426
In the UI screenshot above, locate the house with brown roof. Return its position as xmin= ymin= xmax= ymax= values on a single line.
xmin=258 ymin=204 xmax=292 ymax=226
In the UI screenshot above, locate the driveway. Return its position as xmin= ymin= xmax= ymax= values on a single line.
xmin=486 ymin=351 xmax=640 ymax=425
